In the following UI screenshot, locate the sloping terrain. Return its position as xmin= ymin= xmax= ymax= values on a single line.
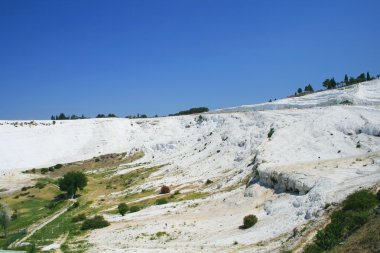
xmin=0 ymin=79 xmax=380 ymax=252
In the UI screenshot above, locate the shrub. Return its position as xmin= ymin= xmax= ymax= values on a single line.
xmin=41 ymin=168 xmax=49 ymax=174
xmin=118 ymin=203 xmax=129 ymax=216
xmin=267 ymin=128 xmax=275 ymax=138
xmin=68 ymin=201 xmax=80 ymax=211
xmin=303 ymin=243 xmax=322 ymax=253
xmin=342 ymin=189 xmax=378 ymax=211
xmin=205 ymin=179 xmax=213 ymax=185
xmin=241 ymin=214 xmax=258 ymax=229
xmin=304 ymin=189 xmax=379 ymax=252
xmin=35 ymin=181 xmax=46 ymax=189
xmin=45 ymin=201 xmax=60 ymax=210
xmin=377 ymin=189 xmax=380 ymax=201
xmin=11 ymin=209 xmax=18 ymax=220
xmin=156 ymin=198 xmax=168 ymax=205
xmin=81 ymin=215 xmax=109 ymax=230
xmin=160 ymin=185 xmax=170 ymax=194
xmin=54 ymin=164 xmax=63 ymax=169
xmin=72 ymin=213 xmax=86 ymax=222
xmin=129 ymin=206 xmax=141 ymax=213
xmin=169 ymin=107 xmax=209 ymax=116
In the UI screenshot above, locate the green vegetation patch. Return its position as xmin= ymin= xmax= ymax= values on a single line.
xmin=303 ymin=189 xmax=379 ymax=253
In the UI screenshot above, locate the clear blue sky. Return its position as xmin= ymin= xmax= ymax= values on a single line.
xmin=1 ymin=0 xmax=379 ymax=119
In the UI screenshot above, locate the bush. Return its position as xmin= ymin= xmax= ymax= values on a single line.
xmin=160 ymin=185 xmax=170 ymax=194
xmin=267 ymin=128 xmax=275 ymax=138
xmin=304 ymin=189 xmax=379 ymax=252
xmin=241 ymin=214 xmax=258 ymax=229
xmin=129 ymin=206 xmax=141 ymax=213
xmin=303 ymin=243 xmax=323 ymax=253
xmin=81 ymin=215 xmax=109 ymax=230
xmin=72 ymin=213 xmax=86 ymax=222
xmin=377 ymin=190 xmax=380 ymax=201
xmin=35 ymin=181 xmax=46 ymax=189
xmin=342 ymin=189 xmax=378 ymax=211
xmin=169 ymin=107 xmax=209 ymax=116
xmin=118 ymin=203 xmax=129 ymax=216
xmin=205 ymin=179 xmax=213 ymax=185
xmin=156 ymin=198 xmax=168 ymax=205
xmin=54 ymin=164 xmax=63 ymax=169
xmin=68 ymin=201 xmax=80 ymax=211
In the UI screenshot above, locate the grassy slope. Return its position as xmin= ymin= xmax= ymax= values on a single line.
xmin=329 ymin=213 xmax=380 ymax=253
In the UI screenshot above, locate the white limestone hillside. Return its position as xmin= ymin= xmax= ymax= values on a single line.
xmin=1 ymin=79 xmax=380 ymax=252
xmin=218 ymin=79 xmax=380 ymax=112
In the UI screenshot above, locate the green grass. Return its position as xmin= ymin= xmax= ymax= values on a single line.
xmin=303 ymin=189 xmax=379 ymax=253
xmin=0 ymin=230 xmax=26 ymax=249
xmin=28 ymin=202 xmax=90 ymax=246
xmin=8 ymin=198 xmax=64 ymax=233
xmin=328 ymin=213 xmax=380 ymax=253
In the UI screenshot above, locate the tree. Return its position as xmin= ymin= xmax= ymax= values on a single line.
xmin=118 ymin=203 xmax=129 ymax=216
xmin=323 ymin=78 xmax=336 ymax=89
xmin=366 ymin=72 xmax=371 ymax=81
xmin=357 ymin=73 xmax=366 ymax=83
xmin=304 ymin=84 xmax=314 ymax=92
xmin=58 ymin=113 xmax=68 ymax=120
xmin=344 ymin=74 xmax=349 ymax=84
xmin=323 ymin=79 xmax=331 ymax=89
xmin=297 ymin=88 xmax=302 ymax=94
xmin=58 ymin=172 xmax=88 ymax=198
xmin=0 ymin=204 xmax=11 ymax=238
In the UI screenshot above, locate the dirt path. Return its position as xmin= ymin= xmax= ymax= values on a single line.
xmin=10 ymin=201 xmax=74 ymax=248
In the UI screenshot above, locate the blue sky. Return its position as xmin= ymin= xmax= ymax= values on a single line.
xmin=1 ymin=0 xmax=379 ymax=119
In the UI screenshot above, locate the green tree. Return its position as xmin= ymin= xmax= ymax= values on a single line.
xmin=344 ymin=74 xmax=349 ymax=84
xmin=58 ymin=172 xmax=88 ymax=198
xmin=323 ymin=78 xmax=336 ymax=89
xmin=366 ymin=72 xmax=371 ymax=81
xmin=118 ymin=203 xmax=129 ymax=216
xmin=357 ymin=73 xmax=366 ymax=83
xmin=0 ymin=204 xmax=11 ymax=238
xmin=297 ymin=88 xmax=302 ymax=94
xmin=58 ymin=113 xmax=68 ymax=120
xmin=304 ymin=84 xmax=314 ymax=92
xmin=322 ymin=79 xmax=331 ymax=89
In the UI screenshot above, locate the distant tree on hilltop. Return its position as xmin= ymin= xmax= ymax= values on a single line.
xmin=344 ymin=74 xmax=349 ymax=85
xmin=366 ymin=72 xmax=371 ymax=81
xmin=323 ymin=78 xmax=336 ymax=89
xmin=169 ymin=107 xmax=209 ymax=116
xmin=304 ymin=84 xmax=314 ymax=92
